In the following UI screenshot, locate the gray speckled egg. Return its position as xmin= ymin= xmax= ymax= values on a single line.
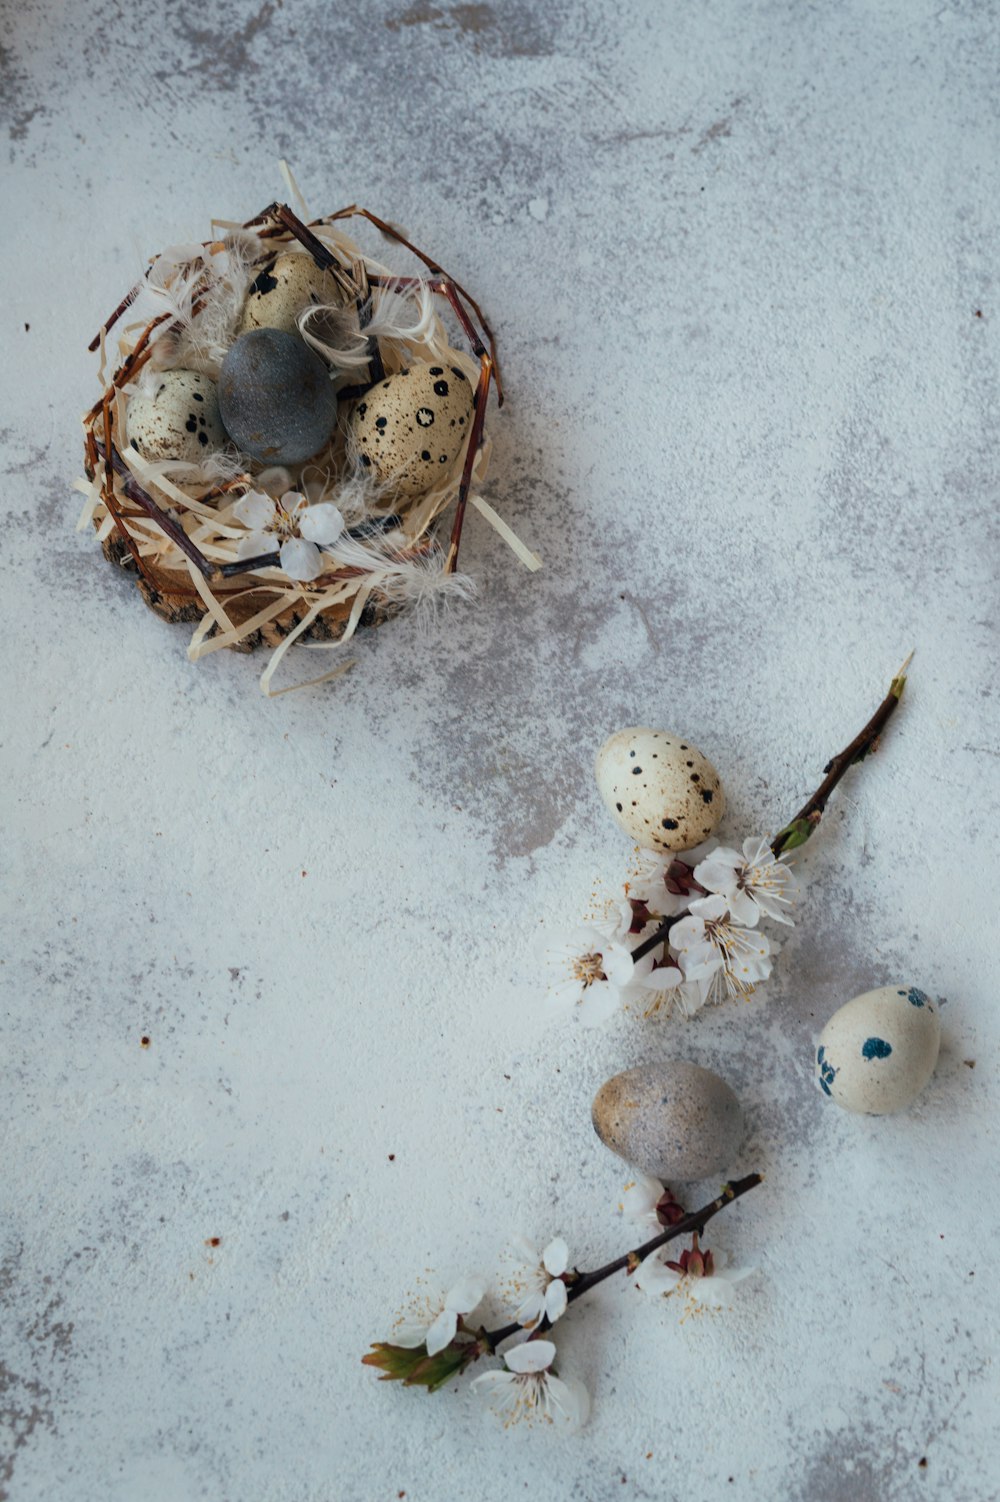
xmin=592 ymin=1061 xmax=744 ymax=1182
xmin=595 ymin=728 xmax=725 ymax=853
xmin=348 ymin=361 xmax=474 ymax=497
xmin=126 ymin=369 xmax=226 ymax=463
xmin=238 ymin=251 xmax=347 ymax=337
xmin=218 ymin=329 xmax=337 ymax=465
xmin=816 ymin=985 xmax=941 ymax=1115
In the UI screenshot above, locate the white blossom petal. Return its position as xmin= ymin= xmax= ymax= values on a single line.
xmin=542 ymin=1238 xmax=569 ymax=1278
xmin=236 ymin=530 xmax=275 ymax=559
xmin=425 ymin=1308 xmax=458 ymax=1356
xmin=255 ymin=466 xmax=294 ymax=498
xmin=545 ymin=1373 xmax=590 ymax=1428
xmin=232 ymin=490 xmax=277 ymax=530
xmin=622 ymin=1175 xmax=665 ymax=1225
xmin=279 ymin=536 xmax=324 ymax=582
xmin=298 ymin=502 xmax=345 ymax=546
xmin=444 ymin=1274 xmax=487 ymax=1315
xmin=544 ymin=1278 xmax=568 ymax=1324
xmin=505 ymin=1339 xmax=557 ymax=1375
xmin=514 ymin=1290 xmax=547 ymax=1330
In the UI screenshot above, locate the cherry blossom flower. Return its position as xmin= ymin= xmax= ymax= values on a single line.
xmin=470 ymin=1340 xmax=590 ymax=1430
xmin=546 ymin=927 xmax=653 ymax=1026
xmin=626 ymin=850 xmax=697 ymax=917
xmin=669 ymin=894 xmax=772 ymax=1002
xmin=391 ymin=1274 xmax=487 ymax=1357
xmin=232 ymin=488 xmax=345 ymax=581
xmin=621 ymin=1176 xmax=686 ymax=1229
xmin=633 ymin=961 xmax=711 ymax=1021
xmin=636 ymin=1233 xmax=755 ymax=1316
xmin=500 ymin=1237 xmax=572 ymax=1329
xmin=694 ymin=836 xmax=798 ymax=927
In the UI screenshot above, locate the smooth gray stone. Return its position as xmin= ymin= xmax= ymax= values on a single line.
xmin=592 ymin=1061 xmax=744 ymax=1182
xmin=218 ymin=328 xmax=337 ymax=465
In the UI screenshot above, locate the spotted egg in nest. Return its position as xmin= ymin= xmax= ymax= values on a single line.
xmin=126 ymin=369 xmax=227 ymax=463
xmin=348 ymin=361 xmax=474 ymax=497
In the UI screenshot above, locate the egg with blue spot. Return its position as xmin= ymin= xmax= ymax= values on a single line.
xmin=218 ymin=329 xmax=337 ymax=465
xmin=815 ymin=984 xmax=941 ymax=1115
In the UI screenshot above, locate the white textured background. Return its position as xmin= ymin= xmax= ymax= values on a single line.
xmin=2 ymin=2 xmax=999 ymax=1499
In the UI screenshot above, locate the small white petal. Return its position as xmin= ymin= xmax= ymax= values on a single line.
xmin=635 ymin=1255 xmax=681 ymax=1296
xmin=255 ymin=466 xmax=294 ymax=498
xmin=622 ymin=1175 xmax=664 ymax=1223
xmin=542 ymin=1238 xmax=569 ymax=1277
xmin=279 ymin=536 xmax=324 ymax=582
xmin=470 ymin=1369 xmax=516 ymax=1400
xmin=393 ymin=1318 xmax=433 ymax=1349
xmin=544 ymin=1277 xmax=568 ymax=1324
xmin=638 ymin=964 xmax=683 ymax=992
xmin=727 ymin=888 xmax=761 ymax=927
xmin=236 ymin=530 xmax=275 ymax=559
xmin=444 ymin=1275 xmax=487 ymax=1314
xmin=576 ymin=981 xmax=623 ymax=1026
xmin=425 ymin=1308 xmax=458 ymax=1356
xmin=232 ymin=491 xmax=276 ymax=530
xmin=505 ymin=1339 xmax=556 ymax=1375
xmin=298 ymin=502 xmax=345 ymax=545
xmin=514 ymin=1290 xmax=546 ymax=1330
xmin=546 ymin=1373 xmax=590 ymax=1429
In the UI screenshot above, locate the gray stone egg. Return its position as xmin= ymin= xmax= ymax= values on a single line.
xmin=126 ymin=369 xmax=227 ymax=463
xmin=592 ymin=1061 xmax=744 ymax=1182
xmin=348 ymin=361 xmax=474 ymax=497
xmin=816 ymin=985 xmax=941 ymax=1115
xmin=237 ymin=251 xmax=347 ymax=337
xmin=218 ymin=329 xmax=337 ymax=466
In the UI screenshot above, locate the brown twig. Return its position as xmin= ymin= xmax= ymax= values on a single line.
xmin=629 ymin=658 xmax=912 ymax=964
xmin=481 ymin=1172 xmax=762 ymax=1351
xmin=770 ymin=654 xmax=913 ymax=857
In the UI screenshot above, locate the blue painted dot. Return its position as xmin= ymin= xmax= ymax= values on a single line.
xmin=906 ymin=987 xmax=929 ymax=1008
xmin=862 ymin=1037 xmax=893 ymax=1061
xmin=816 ymin=1046 xmax=838 ymax=1095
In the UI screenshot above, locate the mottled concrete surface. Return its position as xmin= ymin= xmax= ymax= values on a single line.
xmin=2 ymin=2 xmax=999 ymax=1498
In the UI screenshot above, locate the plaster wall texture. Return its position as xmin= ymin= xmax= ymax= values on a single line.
xmin=1 ymin=2 xmax=998 ymax=1499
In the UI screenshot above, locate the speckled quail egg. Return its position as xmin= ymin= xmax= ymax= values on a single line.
xmin=238 ymin=251 xmax=347 ymax=337
xmin=595 ymin=728 xmax=725 ymax=853
xmin=592 ymin=1061 xmax=744 ymax=1182
xmin=348 ymin=361 xmax=474 ymax=497
xmin=126 ymin=369 xmax=227 ymax=463
xmin=815 ymin=985 xmax=941 ymax=1115
xmin=218 ymin=329 xmax=338 ymax=466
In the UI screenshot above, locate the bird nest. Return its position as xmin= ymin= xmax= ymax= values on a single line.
xmin=77 ymin=195 xmax=536 ymax=693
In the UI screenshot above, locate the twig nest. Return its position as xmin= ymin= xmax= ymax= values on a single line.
xmin=219 ymin=329 xmax=337 ymax=465
xmin=237 ymin=250 xmax=347 ymax=336
xmin=592 ymin=1061 xmax=744 ymax=1182
xmin=126 ymin=370 xmax=227 ymax=462
xmin=349 ymin=361 xmax=474 ymax=497
xmin=816 ymin=985 xmax=941 ymax=1115
xmin=595 ymin=728 xmax=725 ymax=853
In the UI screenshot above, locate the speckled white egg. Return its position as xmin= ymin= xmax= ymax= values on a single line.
xmin=348 ymin=362 xmax=474 ymax=497
xmin=238 ymin=251 xmax=347 ymax=337
xmin=126 ymin=369 xmax=227 ymax=463
xmin=816 ymin=985 xmax=941 ymax=1115
xmin=595 ymin=728 xmax=725 ymax=853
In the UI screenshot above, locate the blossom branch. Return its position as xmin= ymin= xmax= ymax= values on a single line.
xmin=770 ymin=653 xmax=912 ymax=858
xmin=630 ymin=659 xmax=912 ymax=964
xmin=480 ymin=1171 xmax=762 ymax=1350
